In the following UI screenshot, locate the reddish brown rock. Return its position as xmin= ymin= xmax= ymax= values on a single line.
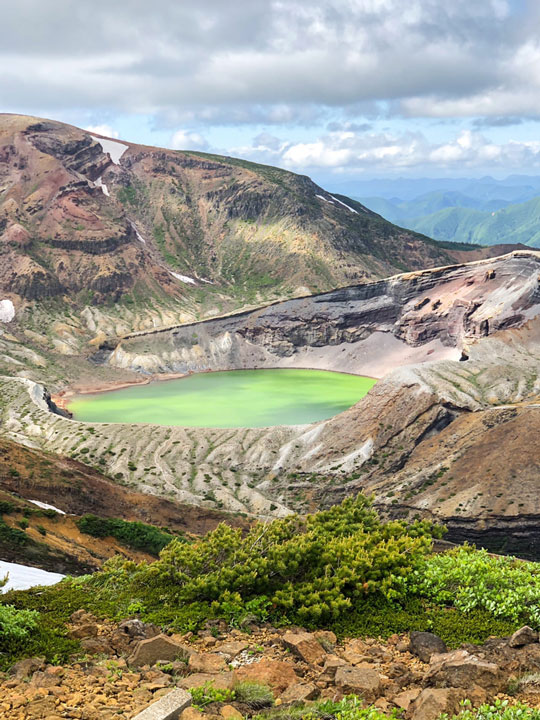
xmin=188 ymin=653 xmax=228 ymax=674
xmin=283 ymin=631 xmax=327 ymax=666
xmin=128 ymin=634 xmax=192 ymax=667
xmin=426 ymin=650 xmax=502 ymax=692
xmin=280 ymin=682 xmax=319 ymax=703
xmin=233 ymin=659 xmax=298 ymax=694
xmin=335 ymin=665 xmax=383 ymax=702
xmin=410 ymin=688 xmax=464 ymax=720
xmin=178 ymin=672 xmax=234 ymax=690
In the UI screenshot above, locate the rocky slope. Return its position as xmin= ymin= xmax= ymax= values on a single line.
xmin=1 ymin=250 xmax=538 ymax=554
xmin=2 ymin=615 xmax=540 ymax=720
xmin=0 ymin=113 xmax=467 ymax=346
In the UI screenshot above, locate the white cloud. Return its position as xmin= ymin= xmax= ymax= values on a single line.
xmin=0 ymin=0 xmax=536 ymax=125
xmin=170 ymin=129 xmax=209 ymax=151
xmin=84 ymin=124 xmax=119 ymax=138
xmin=227 ymin=128 xmax=540 ymax=174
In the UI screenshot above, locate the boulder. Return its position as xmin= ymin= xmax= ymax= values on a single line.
xmin=188 ymin=653 xmax=228 ymax=674
xmin=283 ymin=631 xmax=326 ymax=665
xmin=425 ymin=649 xmax=502 ymax=691
xmin=132 ymin=687 xmax=191 ymax=720
xmin=280 ymin=682 xmax=318 ymax=703
xmin=409 ymin=632 xmax=447 ymax=663
xmin=410 ymin=688 xmax=464 ymax=720
xmin=334 ymin=665 xmax=383 ymax=702
xmin=509 ymin=626 xmax=539 ymax=648
xmin=129 ymin=634 xmax=192 ymax=667
xmin=69 ymin=622 xmax=99 ymax=639
xmin=233 ymin=659 xmax=298 ymax=694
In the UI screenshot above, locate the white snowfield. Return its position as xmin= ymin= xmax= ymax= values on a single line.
xmin=27 ymin=499 xmax=66 ymax=515
xmin=90 ymin=136 xmax=128 ymax=165
xmin=330 ymin=195 xmax=359 ymax=214
xmin=0 ymin=560 xmax=65 ymax=593
xmin=170 ymin=271 xmax=197 ymax=285
xmin=0 ymin=299 xmax=15 ymax=322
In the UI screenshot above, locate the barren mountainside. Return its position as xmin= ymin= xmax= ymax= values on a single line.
xmin=0 ymin=113 xmax=461 ymax=334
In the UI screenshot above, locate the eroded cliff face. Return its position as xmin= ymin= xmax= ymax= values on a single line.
xmin=106 ymin=250 xmax=540 ymax=378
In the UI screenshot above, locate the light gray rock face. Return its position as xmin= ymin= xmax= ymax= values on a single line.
xmin=132 ymin=688 xmax=191 ymax=720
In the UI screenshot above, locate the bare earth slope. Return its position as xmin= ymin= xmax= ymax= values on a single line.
xmin=0 ymin=113 xmax=464 ymax=342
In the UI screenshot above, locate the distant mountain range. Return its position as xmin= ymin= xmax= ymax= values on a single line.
xmin=329 ymin=175 xmax=540 ymax=248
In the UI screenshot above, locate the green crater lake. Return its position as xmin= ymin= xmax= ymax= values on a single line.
xmin=69 ymin=369 xmax=376 ymax=428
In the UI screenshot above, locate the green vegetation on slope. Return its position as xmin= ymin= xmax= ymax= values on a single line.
xmin=2 ymin=494 xmax=535 ymax=668
xmin=76 ymin=515 xmax=181 ymax=557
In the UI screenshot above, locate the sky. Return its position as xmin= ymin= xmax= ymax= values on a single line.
xmin=3 ymin=0 xmax=540 ymax=184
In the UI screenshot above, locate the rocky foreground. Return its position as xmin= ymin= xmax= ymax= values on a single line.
xmin=2 ymin=613 xmax=540 ymax=720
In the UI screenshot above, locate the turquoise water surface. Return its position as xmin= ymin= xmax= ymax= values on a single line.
xmin=69 ymin=369 xmax=376 ymax=428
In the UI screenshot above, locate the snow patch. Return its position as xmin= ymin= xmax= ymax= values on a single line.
xmin=316 ymin=194 xmax=335 ymax=205
xmin=0 ymin=299 xmax=15 ymax=322
xmin=170 ymin=271 xmax=196 ymax=285
xmin=93 ymin=176 xmax=109 ymax=196
xmin=28 ymin=499 xmax=66 ymax=515
xmin=0 ymin=560 xmax=65 ymax=593
xmin=90 ymin=136 xmax=128 ymax=165
xmin=330 ymin=195 xmax=359 ymax=214
xmin=130 ymin=223 xmax=146 ymax=244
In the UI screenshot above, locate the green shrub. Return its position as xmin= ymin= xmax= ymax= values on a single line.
xmin=0 ymin=605 xmax=40 ymax=653
xmin=0 ymin=501 xmax=15 ymax=515
xmin=189 ymin=682 xmax=235 ymax=709
xmin=407 ymin=546 xmax=540 ymax=626
xmin=444 ymin=699 xmax=540 ymax=720
xmin=37 ymin=525 xmax=47 ymax=536
xmin=234 ymin=681 xmax=274 ymax=708
xmin=138 ymin=494 xmax=440 ymax=623
xmin=76 ymin=515 xmax=176 ymax=556
xmin=254 ymin=695 xmax=399 ymax=720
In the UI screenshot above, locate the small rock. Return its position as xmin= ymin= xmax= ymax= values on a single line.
xmin=177 ymin=673 xmax=234 ymax=690
xmin=410 ymin=688 xmax=464 ymax=720
xmin=283 ymin=631 xmax=326 ymax=665
xmin=129 ymin=635 xmax=192 ymax=667
xmin=391 ymin=688 xmax=421 ymax=711
xmin=215 ymin=641 xmax=249 ymax=660
xmin=233 ymin=659 xmax=298 ymax=693
xmin=409 ymin=632 xmax=447 ymax=663
xmin=509 ymin=626 xmax=539 ymax=648
xmin=426 ymin=649 xmax=502 ymax=692
xmin=280 ymin=682 xmax=318 ymax=703
xmin=335 ymin=666 xmax=382 ymax=702
xmin=188 ymin=653 xmax=228 ymax=674
xmin=69 ymin=622 xmax=99 ymax=639
xmin=131 ymin=687 xmax=191 ymax=720
xmin=220 ymin=705 xmax=243 ymax=720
